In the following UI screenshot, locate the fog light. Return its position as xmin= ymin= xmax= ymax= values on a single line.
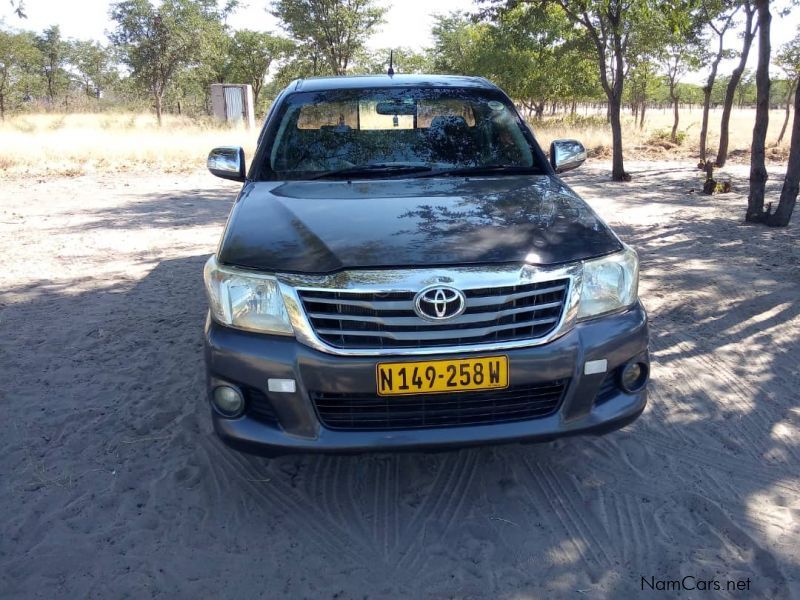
xmin=212 ymin=385 xmax=245 ymax=418
xmin=619 ymin=362 xmax=648 ymax=393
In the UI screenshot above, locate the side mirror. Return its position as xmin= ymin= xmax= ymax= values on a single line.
xmin=550 ymin=139 xmax=587 ymax=174
xmin=208 ymin=146 xmax=246 ymax=182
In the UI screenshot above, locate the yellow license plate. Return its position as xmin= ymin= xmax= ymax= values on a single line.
xmin=376 ymin=356 xmax=508 ymax=396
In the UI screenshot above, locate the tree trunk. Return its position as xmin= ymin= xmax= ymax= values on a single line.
xmin=767 ymin=82 xmax=800 ymax=226
xmin=670 ymin=81 xmax=679 ymax=143
xmin=700 ymin=87 xmax=713 ymax=160
xmin=154 ymin=93 xmax=163 ymax=127
xmin=716 ymin=3 xmax=757 ymax=167
xmin=700 ymin=27 xmax=728 ymax=160
xmin=639 ymin=101 xmax=646 ymax=130
xmin=46 ymin=75 xmax=54 ymax=103
xmin=746 ymin=0 xmax=771 ymax=223
xmin=777 ymin=78 xmax=796 ymax=144
xmin=672 ymin=97 xmax=679 ymax=142
xmin=609 ymin=96 xmax=626 ymax=181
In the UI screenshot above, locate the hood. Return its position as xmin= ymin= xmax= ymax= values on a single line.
xmin=217 ymin=175 xmax=622 ymax=274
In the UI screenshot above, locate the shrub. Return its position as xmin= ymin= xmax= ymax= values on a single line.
xmin=647 ymin=128 xmax=687 ymax=145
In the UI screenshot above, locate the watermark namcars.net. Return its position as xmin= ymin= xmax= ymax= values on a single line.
xmin=641 ymin=575 xmax=752 ymax=593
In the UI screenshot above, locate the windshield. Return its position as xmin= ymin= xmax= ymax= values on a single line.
xmin=258 ymin=87 xmax=545 ymax=180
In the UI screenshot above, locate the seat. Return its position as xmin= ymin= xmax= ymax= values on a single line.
xmin=426 ymin=115 xmax=477 ymax=164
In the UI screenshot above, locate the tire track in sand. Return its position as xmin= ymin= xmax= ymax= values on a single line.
xmin=207 ymin=444 xmax=374 ymax=564
xmin=517 ymin=455 xmax=612 ymax=576
xmin=393 ymin=449 xmax=478 ymax=573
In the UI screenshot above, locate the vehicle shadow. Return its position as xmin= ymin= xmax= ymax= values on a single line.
xmin=1 ymin=173 xmax=798 ymax=598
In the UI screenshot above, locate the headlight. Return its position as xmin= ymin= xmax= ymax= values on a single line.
xmin=203 ymin=256 xmax=293 ymax=335
xmin=578 ymin=246 xmax=639 ymax=319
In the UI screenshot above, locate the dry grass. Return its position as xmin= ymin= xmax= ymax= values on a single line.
xmin=532 ymin=107 xmax=792 ymax=163
xmin=0 ymin=106 xmax=792 ymax=178
xmin=0 ymin=112 xmax=256 ymax=178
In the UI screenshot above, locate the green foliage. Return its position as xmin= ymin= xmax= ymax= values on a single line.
xmin=430 ymin=7 xmax=601 ymax=106
xmin=0 ymin=0 xmax=793 ymax=128
xmin=261 ymin=42 xmax=333 ymax=102
xmin=353 ymin=47 xmax=434 ymax=76
xmin=69 ymin=40 xmax=117 ymax=98
xmin=270 ymin=0 xmax=385 ymax=75
xmin=0 ymin=29 xmax=40 ymax=118
xmin=540 ymin=113 xmax=609 ymax=128
xmin=224 ymin=30 xmax=293 ymax=103
xmin=775 ymin=33 xmax=800 ymax=82
xmin=626 ymin=58 xmax=659 ymax=105
xmin=647 ymin=128 xmax=687 ymax=145
xmin=34 ymin=25 xmax=70 ymax=102
xmin=109 ymin=0 xmax=228 ymax=123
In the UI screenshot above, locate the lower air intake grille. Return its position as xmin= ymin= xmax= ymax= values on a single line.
xmin=311 ymin=380 xmax=569 ymax=431
xmin=594 ymin=369 xmax=619 ymax=405
xmin=243 ymin=386 xmax=278 ymax=424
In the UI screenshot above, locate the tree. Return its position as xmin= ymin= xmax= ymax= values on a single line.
xmin=659 ymin=33 xmax=702 ymax=143
xmin=745 ymin=0 xmax=770 ymax=223
xmin=270 ymin=0 xmax=386 ymax=76
xmin=715 ymin=0 xmax=757 ymax=167
xmin=9 ymin=0 xmax=25 ymax=18
xmin=261 ymin=42 xmax=329 ymax=100
xmin=775 ymin=33 xmax=800 ymax=144
xmin=628 ymin=58 xmax=658 ymax=129
xmin=69 ymin=40 xmax=115 ymax=98
xmin=766 ymin=77 xmax=800 ymax=226
xmin=0 ymin=29 xmax=39 ymax=119
xmin=431 ymin=12 xmax=486 ymax=76
xmin=480 ymin=4 xmax=592 ymax=117
xmin=355 ymin=46 xmax=433 ymax=75
xmin=225 ymin=30 xmax=292 ymax=105
xmin=437 ymin=5 xmax=601 ymax=118
xmin=698 ymin=0 xmax=739 ymax=161
xmin=35 ymin=25 xmax=68 ymax=103
xmin=109 ymin=0 xmax=228 ymax=125
xmin=541 ymin=0 xmax=657 ymax=181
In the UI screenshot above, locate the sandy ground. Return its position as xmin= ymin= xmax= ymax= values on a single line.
xmin=0 ymin=161 xmax=798 ymax=599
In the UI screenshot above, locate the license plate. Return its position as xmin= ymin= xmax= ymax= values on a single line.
xmin=376 ymin=356 xmax=508 ymax=396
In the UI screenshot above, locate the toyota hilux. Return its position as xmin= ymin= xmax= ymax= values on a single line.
xmin=203 ymin=74 xmax=649 ymax=455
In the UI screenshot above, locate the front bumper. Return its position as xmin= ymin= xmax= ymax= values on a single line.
xmin=204 ymin=302 xmax=649 ymax=456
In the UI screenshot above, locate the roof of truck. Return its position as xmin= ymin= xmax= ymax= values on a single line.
xmin=289 ymin=74 xmax=500 ymax=93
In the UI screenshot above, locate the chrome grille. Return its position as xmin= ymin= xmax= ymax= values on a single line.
xmin=297 ymin=279 xmax=569 ymax=350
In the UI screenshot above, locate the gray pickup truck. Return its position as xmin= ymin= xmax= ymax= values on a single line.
xmin=203 ymin=74 xmax=649 ymax=456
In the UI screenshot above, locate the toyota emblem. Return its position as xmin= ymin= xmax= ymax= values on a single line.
xmin=413 ymin=285 xmax=466 ymax=321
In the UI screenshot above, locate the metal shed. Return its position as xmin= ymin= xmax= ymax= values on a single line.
xmin=210 ymin=84 xmax=256 ymax=129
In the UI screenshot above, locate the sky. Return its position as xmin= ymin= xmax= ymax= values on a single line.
xmin=1 ymin=0 xmax=799 ymax=82
xmin=0 ymin=0 xmax=468 ymax=50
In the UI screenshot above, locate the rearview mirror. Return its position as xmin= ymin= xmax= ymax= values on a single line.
xmin=550 ymin=139 xmax=587 ymax=174
xmin=376 ymin=101 xmax=416 ymax=115
xmin=208 ymin=146 xmax=246 ymax=182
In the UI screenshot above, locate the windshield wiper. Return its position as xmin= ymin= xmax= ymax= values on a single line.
xmin=410 ymin=165 xmax=542 ymax=178
xmin=308 ymin=164 xmax=433 ymax=180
